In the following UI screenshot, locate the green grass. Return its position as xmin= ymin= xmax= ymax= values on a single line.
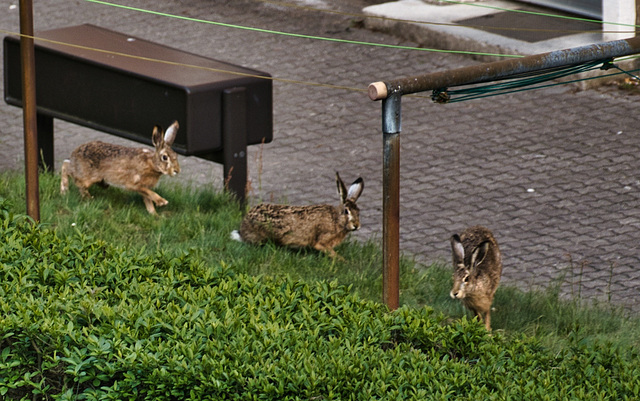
xmin=2 ymin=169 xmax=639 ymax=352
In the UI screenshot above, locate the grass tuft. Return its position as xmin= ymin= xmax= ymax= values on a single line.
xmin=1 ymin=169 xmax=639 ymax=351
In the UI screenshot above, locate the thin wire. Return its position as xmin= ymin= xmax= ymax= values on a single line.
xmin=0 ymin=28 xmax=368 ymax=94
xmin=7 ymin=2 xmax=636 ymax=99
xmin=83 ymin=0 xmax=523 ymax=59
xmin=605 ymin=64 xmax=640 ymax=80
xmin=4 ymin=29 xmax=631 ymax=101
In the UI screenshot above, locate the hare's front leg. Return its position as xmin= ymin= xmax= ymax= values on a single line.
xmin=149 ymin=190 xmax=168 ymax=207
xmin=313 ymin=243 xmax=337 ymax=258
xmin=153 ymin=195 xmax=168 ymax=207
xmin=142 ymin=196 xmax=157 ymax=215
xmin=481 ymin=310 xmax=492 ymax=331
xmin=470 ymin=307 xmax=491 ymax=331
xmin=314 ymin=232 xmax=348 ymax=259
xmin=312 ymin=243 xmax=344 ymax=260
xmin=137 ymin=187 xmax=168 ymax=214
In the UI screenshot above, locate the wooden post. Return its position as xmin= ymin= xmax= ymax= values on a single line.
xmin=19 ymin=0 xmax=39 ymax=221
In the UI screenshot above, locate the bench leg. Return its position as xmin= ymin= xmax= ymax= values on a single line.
xmin=222 ymin=87 xmax=248 ymax=204
xmin=37 ymin=113 xmax=54 ymax=172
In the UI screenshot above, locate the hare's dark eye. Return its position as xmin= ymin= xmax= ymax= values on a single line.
xmin=463 ymin=275 xmax=469 ymax=283
xmin=162 ymin=155 xmax=169 ymax=161
xmin=344 ymin=208 xmax=350 ymax=215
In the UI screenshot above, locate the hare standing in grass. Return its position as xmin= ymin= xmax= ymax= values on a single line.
xmin=231 ymin=172 xmax=364 ymax=258
xmin=450 ymin=226 xmax=502 ymax=331
xmin=60 ymin=121 xmax=180 ymax=215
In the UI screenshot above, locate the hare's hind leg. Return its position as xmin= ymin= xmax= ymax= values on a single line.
xmin=237 ymin=221 xmax=269 ymax=245
xmin=60 ymin=160 xmax=70 ymax=194
xmin=74 ymin=179 xmax=95 ymax=199
xmin=61 ymin=160 xmax=93 ymax=198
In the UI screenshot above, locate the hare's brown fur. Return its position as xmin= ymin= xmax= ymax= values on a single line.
xmin=450 ymin=226 xmax=502 ymax=331
xmin=235 ymin=173 xmax=364 ymax=258
xmin=239 ymin=203 xmax=355 ymax=256
xmin=60 ymin=122 xmax=180 ymax=214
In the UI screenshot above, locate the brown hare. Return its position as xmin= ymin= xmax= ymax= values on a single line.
xmin=231 ymin=172 xmax=364 ymax=258
xmin=60 ymin=121 xmax=180 ymax=215
xmin=450 ymin=226 xmax=502 ymax=331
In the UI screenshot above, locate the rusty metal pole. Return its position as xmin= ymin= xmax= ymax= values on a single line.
xmin=369 ymin=36 xmax=640 ymax=310
xmin=381 ymin=90 xmax=401 ymax=310
xmin=369 ymin=36 xmax=640 ymax=100
xmin=20 ymin=0 xmax=40 ymax=221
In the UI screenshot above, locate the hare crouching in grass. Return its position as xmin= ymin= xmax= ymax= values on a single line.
xmin=450 ymin=226 xmax=502 ymax=331
xmin=60 ymin=121 xmax=180 ymax=215
xmin=231 ymin=172 xmax=364 ymax=258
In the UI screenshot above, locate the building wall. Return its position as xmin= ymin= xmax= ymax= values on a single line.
xmin=602 ymin=0 xmax=637 ymax=40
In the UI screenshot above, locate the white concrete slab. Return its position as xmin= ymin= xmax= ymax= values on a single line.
xmin=363 ymin=0 xmax=605 ymax=59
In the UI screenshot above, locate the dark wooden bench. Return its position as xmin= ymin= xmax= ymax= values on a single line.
xmin=4 ymin=24 xmax=273 ymax=203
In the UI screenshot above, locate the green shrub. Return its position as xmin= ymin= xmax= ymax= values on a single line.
xmin=1 ymin=199 xmax=640 ymax=400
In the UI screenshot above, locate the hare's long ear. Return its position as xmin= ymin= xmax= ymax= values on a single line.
xmin=347 ymin=177 xmax=364 ymax=202
xmin=164 ymin=120 xmax=179 ymax=146
xmin=451 ymin=234 xmax=465 ymax=265
xmin=470 ymin=241 xmax=490 ymax=270
xmin=336 ymin=172 xmax=348 ymax=202
xmin=152 ymin=125 xmax=164 ymax=148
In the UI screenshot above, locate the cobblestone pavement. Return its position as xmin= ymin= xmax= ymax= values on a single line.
xmin=1 ymin=0 xmax=639 ymax=310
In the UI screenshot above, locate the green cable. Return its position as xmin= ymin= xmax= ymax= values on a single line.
xmin=606 ymin=64 xmax=640 ymax=81
xmin=432 ymin=59 xmax=614 ymax=102
xmin=80 ymin=0 xmax=639 ymax=97
xmin=444 ymin=67 xmax=638 ymax=102
xmin=83 ymin=0 xmax=523 ymax=59
xmin=442 ymin=63 xmax=602 ymax=101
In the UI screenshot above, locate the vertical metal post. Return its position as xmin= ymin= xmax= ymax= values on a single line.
xmin=382 ymin=92 xmax=401 ymax=310
xmin=20 ymin=0 xmax=39 ymax=221
xmin=222 ymin=87 xmax=248 ymax=204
